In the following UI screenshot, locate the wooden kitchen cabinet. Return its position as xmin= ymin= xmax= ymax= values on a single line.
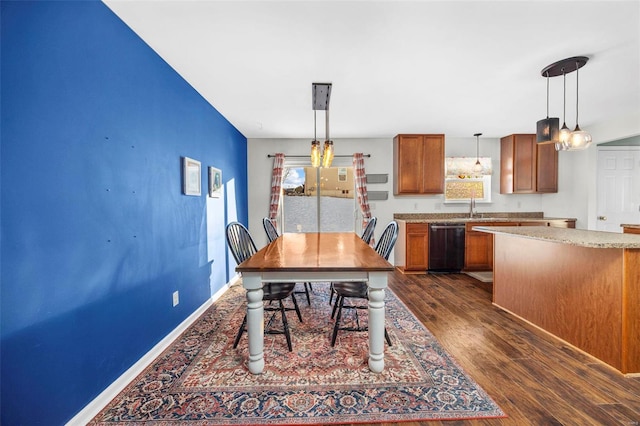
xmin=464 ymin=219 xmax=575 ymax=271
xmin=404 ymin=223 xmax=430 ymax=272
xmin=464 ymin=222 xmax=512 ymax=271
xmin=623 ymin=226 xmax=640 ymax=235
xmin=393 ymin=134 xmax=444 ymax=195
xmin=500 ymin=134 xmax=558 ymax=194
xmin=464 ymin=229 xmax=493 ymax=271
xmin=536 ymin=143 xmax=558 ymax=193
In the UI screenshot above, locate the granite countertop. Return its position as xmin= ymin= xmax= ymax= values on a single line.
xmin=393 ymin=212 xmax=576 ymax=224
xmin=473 ymin=226 xmax=640 ymax=249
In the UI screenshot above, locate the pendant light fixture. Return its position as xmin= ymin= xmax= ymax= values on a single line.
xmin=556 ymin=69 xmax=572 ymax=151
xmin=538 ymin=56 xmax=590 ymax=151
xmin=473 ymin=133 xmax=483 ymax=174
xmin=310 ymin=82 xmax=334 ymax=168
xmin=310 ymin=111 xmax=321 ymax=167
xmin=568 ymin=59 xmax=592 ymax=150
xmin=536 ymin=72 xmax=559 ymax=145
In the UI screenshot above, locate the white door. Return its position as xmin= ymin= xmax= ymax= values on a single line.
xmin=596 ymin=147 xmax=640 ymax=232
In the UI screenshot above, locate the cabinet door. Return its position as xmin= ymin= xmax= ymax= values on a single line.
xmin=405 ymin=224 xmax=429 ymax=271
xmin=464 ymin=222 xmax=516 ymax=271
xmin=464 ymin=231 xmax=493 ymax=271
xmin=394 ymin=134 xmax=444 ymax=194
xmin=422 ymin=135 xmax=445 ymax=193
xmin=513 ymin=134 xmax=537 ymax=193
xmin=501 ymin=134 xmax=557 ymax=194
xmin=394 ymin=135 xmax=424 ymax=194
xmin=536 ymin=142 xmax=558 ymax=193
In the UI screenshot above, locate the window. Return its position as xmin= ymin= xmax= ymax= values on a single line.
xmin=444 ymin=157 xmax=492 ymax=203
xmin=281 ymin=162 xmax=356 ymax=233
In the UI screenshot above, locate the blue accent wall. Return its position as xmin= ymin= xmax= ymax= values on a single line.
xmin=0 ymin=1 xmax=248 ymax=424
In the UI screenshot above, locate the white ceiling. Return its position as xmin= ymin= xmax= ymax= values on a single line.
xmin=104 ymin=0 xmax=640 ymax=140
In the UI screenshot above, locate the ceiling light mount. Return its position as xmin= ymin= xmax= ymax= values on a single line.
xmin=312 ymin=83 xmax=332 ymax=111
xmin=540 ymin=56 xmax=588 ymax=78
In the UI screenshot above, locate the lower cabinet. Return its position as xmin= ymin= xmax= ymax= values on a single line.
xmin=405 ymin=223 xmax=429 ymax=272
xmin=464 ymin=220 xmax=576 ymax=271
xmin=396 ymin=219 xmax=577 ymax=273
xmin=464 ymin=222 xmax=512 ymax=271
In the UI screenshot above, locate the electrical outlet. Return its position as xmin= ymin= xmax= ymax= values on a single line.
xmin=172 ymin=291 xmax=179 ymax=307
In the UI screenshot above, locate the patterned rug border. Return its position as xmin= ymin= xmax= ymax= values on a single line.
xmin=91 ymin=282 xmax=506 ymax=425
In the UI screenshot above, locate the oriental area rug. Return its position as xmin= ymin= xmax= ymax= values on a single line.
xmin=91 ymin=282 xmax=505 ymax=425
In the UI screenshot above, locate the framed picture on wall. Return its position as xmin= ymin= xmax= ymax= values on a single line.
xmin=182 ymin=156 xmax=201 ymax=196
xmin=208 ymin=166 xmax=222 ymax=198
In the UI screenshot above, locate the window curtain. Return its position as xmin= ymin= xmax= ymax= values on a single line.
xmin=268 ymin=153 xmax=285 ymax=229
xmin=353 ymin=153 xmax=374 ymax=245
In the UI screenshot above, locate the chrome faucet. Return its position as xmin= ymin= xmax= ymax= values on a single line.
xmin=469 ymin=195 xmax=477 ymax=218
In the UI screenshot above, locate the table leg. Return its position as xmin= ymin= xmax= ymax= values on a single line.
xmin=367 ymin=271 xmax=387 ymax=373
xmin=243 ymin=273 xmax=264 ymax=374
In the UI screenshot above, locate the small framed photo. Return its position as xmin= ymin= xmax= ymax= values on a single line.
xmin=182 ymin=157 xmax=201 ymax=196
xmin=208 ymin=166 xmax=222 ymax=198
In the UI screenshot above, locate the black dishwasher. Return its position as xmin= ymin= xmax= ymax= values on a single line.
xmin=427 ymin=223 xmax=465 ymax=273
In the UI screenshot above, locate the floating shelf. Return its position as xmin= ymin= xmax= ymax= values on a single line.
xmin=366 ymin=174 xmax=388 ymax=184
xmin=368 ymin=191 xmax=389 ymax=201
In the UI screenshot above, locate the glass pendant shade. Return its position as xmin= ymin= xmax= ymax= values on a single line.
xmin=310 ymin=140 xmax=321 ymax=167
xmin=556 ymin=71 xmax=571 ymax=151
xmin=558 ymin=123 xmax=572 ymax=146
xmin=568 ymin=60 xmax=592 ymax=150
xmin=569 ymin=125 xmax=592 ymax=150
xmin=473 ymin=160 xmax=483 ymax=173
xmin=322 ymin=140 xmax=334 ymax=168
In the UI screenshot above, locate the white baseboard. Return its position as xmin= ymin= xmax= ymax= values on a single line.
xmin=66 ymin=276 xmax=240 ymax=425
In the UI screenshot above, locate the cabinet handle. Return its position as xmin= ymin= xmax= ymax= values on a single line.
xmin=597 ymin=216 xmax=607 ymax=221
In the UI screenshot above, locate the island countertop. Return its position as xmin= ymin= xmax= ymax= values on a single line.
xmin=474 ymin=226 xmax=640 ymax=249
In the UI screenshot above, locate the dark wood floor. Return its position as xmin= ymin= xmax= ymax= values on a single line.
xmin=372 ymin=270 xmax=640 ymax=426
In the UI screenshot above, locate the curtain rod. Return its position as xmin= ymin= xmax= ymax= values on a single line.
xmin=267 ymin=154 xmax=370 ymax=158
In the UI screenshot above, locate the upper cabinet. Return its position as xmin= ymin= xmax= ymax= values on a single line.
xmin=500 ymin=134 xmax=558 ymax=194
xmin=393 ymin=134 xmax=445 ymax=195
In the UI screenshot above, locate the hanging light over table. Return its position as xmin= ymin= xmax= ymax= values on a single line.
xmin=310 ymin=111 xmax=321 ymax=167
xmin=310 ymin=82 xmax=334 ymax=167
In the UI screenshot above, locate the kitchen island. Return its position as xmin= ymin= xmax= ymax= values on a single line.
xmin=474 ymin=226 xmax=640 ymax=375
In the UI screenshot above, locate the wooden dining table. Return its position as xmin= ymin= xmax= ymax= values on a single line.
xmin=235 ymin=232 xmax=395 ymax=374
